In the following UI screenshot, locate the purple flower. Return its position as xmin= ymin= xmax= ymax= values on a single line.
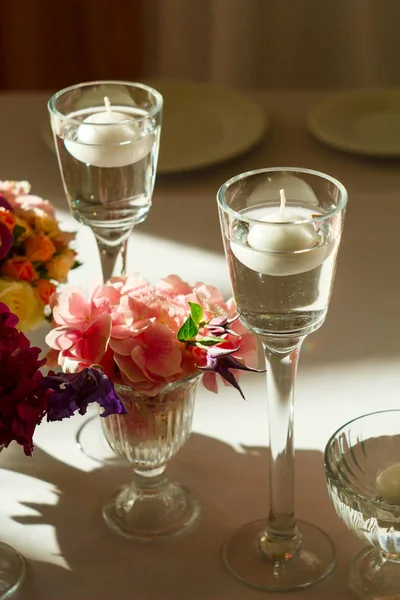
xmin=197 ymin=345 xmax=263 ymax=400
xmin=0 ymin=194 xmax=13 ymax=212
xmin=206 ymin=314 xmax=240 ymax=337
xmin=41 ymin=367 xmax=126 ymax=422
xmin=0 ymin=222 xmax=13 ymax=260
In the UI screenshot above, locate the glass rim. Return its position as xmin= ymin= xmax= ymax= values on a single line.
xmin=324 ymin=409 xmax=400 ymax=515
xmin=114 ymin=371 xmax=203 ymax=395
xmin=216 ymin=167 xmax=348 ymax=226
xmin=47 ymin=80 xmax=163 ymax=126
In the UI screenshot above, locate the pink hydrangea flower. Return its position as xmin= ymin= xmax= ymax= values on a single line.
xmin=46 ymin=288 xmax=112 ymax=372
xmin=46 ymin=274 xmax=260 ymax=398
xmin=111 ymin=321 xmax=184 ymax=396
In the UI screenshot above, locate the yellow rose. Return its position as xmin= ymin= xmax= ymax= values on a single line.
xmin=33 ymin=211 xmax=61 ymax=238
xmin=16 ymin=207 xmax=61 ymax=238
xmin=0 ymin=278 xmax=44 ymax=332
xmin=45 ymin=248 xmax=76 ymax=283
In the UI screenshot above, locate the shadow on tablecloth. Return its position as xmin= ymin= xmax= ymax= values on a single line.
xmin=3 ymin=433 xmax=362 ymax=600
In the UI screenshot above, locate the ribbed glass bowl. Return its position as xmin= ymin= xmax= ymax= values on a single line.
xmin=324 ymin=410 xmax=400 ymax=599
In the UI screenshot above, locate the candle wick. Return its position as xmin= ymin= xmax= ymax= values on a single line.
xmin=104 ymin=96 xmax=112 ymax=116
xmin=279 ymin=189 xmax=287 ymax=220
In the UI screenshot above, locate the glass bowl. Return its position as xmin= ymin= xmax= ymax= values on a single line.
xmin=324 ymin=410 xmax=400 ymax=599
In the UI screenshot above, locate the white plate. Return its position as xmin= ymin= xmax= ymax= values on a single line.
xmin=308 ymin=89 xmax=400 ymax=157
xmin=42 ymin=81 xmax=267 ymax=174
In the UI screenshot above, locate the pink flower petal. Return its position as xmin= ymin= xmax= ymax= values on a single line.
xmin=82 ymin=313 xmax=112 ymax=363
xmin=115 ymin=352 xmax=154 ymax=383
xmin=156 ymin=275 xmax=192 ymax=296
xmin=142 ymin=323 xmax=182 ymax=378
xmin=194 ymin=283 xmax=225 ymax=305
xmin=68 ymin=292 xmax=91 ymax=321
xmin=45 ymin=326 xmax=81 ymax=351
xmin=52 ymin=288 xmax=87 ymax=327
xmin=109 ymin=337 xmax=139 ymax=356
xmin=202 ymin=372 xmax=218 ymax=394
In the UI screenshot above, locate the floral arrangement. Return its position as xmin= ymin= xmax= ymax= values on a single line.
xmin=0 ymin=302 xmax=125 ymax=456
xmin=0 ymin=180 xmax=78 ymax=331
xmin=46 ymin=274 xmax=260 ymax=399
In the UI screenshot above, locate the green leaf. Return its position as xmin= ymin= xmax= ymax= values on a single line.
xmin=188 ymin=302 xmax=203 ymax=326
xmin=71 ymin=260 xmax=82 ymax=270
xmin=12 ymin=224 xmax=26 ymax=241
xmin=35 ymin=268 xmax=49 ymax=279
xmin=177 ymin=315 xmax=199 ymax=342
xmin=195 ymin=336 xmax=224 ymax=347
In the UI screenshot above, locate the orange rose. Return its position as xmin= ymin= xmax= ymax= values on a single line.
xmin=0 ymin=207 xmax=15 ymax=231
xmin=45 ymin=248 xmax=76 ymax=283
xmin=25 ymin=233 xmax=56 ymax=263
xmin=35 ymin=279 xmax=56 ymax=305
xmin=1 ymin=256 xmax=36 ymax=281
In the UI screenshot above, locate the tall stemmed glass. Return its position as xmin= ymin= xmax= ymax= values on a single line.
xmin=48 ymin=82 xmax=162 ymax=462
xmin=217 ymin=167 xmax=347 ymax=591
xmin=48 ymin=81 xmax=163 ymax=282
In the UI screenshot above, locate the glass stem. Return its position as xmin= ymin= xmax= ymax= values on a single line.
xmin=133 ymin=466 xmax=167 ymax=491
xmin=258 ymin=334 xmax=305 ymax=561
xmin=96 ymin=238 xmax=129 ymax=283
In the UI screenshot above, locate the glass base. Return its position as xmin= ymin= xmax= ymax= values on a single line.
xmin=0 ymin=542 xmax=25 ymax=599
xmin=222 ymin=519 xmax=335 ymax=591
xmin=350 ymin=547 xmax=400 ymax=600
xmin=75 ymin=415 xmax=124 ymax=466
xmin=103 ymin=480 xmax=201 ymax=542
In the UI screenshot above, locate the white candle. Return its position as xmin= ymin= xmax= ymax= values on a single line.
xmin=64 ymin=96 xmax=153 ymax=168
xmin=232 ymin=189 xmax=329 ymax=276
xmin=376 ymin=463 xmax=400 ymax=505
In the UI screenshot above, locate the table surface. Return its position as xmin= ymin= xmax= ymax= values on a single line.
xmin=0 ymin=90 xmax=399 ymax=600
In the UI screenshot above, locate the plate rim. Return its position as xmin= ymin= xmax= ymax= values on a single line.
xmin=308 ymin=88 xmax=400 ymax=157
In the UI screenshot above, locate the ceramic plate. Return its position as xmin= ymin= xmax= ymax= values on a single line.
xmin=308 ymin=89 xmax=400 ymax=157
xmin=42 ymin=81 xmax=267 ymax=173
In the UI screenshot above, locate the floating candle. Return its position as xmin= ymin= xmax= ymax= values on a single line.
xmin=231 ymin=189 xmax=329 ymax=276
xmin=376 ymin=463 xmax=400 ymax=505
xmin=64 ymin=97 xmax=153 ymax=168
xmin=247 ymin=190 xmax=318 ymax=253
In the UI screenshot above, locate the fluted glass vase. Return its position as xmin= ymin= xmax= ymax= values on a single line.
xmin=0 ymin=447 xmax=25 ymax=599
xmin=101 ymin=374 xmax=202 ymax=541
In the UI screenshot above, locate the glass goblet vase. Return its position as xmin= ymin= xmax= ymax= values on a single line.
xmin=325 ymin=410 xmax=400 ymax=600
xmin=217 ymin=167 xmax=347 ymax=591
xmin=48 ymin=81 xmax=163 ymax=464
xmin=101 ymin=374 xmax=202 ymax=542
xmin=0 ymin=447 xmax=25 ymax=599
xmin=48 ymin=80 xmax=163 ymax=282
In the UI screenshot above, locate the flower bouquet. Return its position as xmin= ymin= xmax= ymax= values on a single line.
xmin=0 ymin=302 xmax=124 ymax=457
xmin=46 ymin=274 xmax=260 ymax=540
xmin=0 ymin=180 xmax=78 ymax=331
xmin=0 ymin=301 xmax=123 ymax=597
xmin=46 ymin=274 xmax=258 ymax=395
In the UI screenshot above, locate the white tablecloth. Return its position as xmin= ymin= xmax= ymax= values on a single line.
xmin=0 ymin=91 xmax=399 ymax=600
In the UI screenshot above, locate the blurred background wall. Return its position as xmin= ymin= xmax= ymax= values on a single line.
xmin=1 ymin=0 xmax=399 ymax=91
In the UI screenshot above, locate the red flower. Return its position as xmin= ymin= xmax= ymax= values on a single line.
xmin=0 ymin=302 xmax=49 ymax=455
xmin=0 ymin=222 xmax=13 ymax=260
